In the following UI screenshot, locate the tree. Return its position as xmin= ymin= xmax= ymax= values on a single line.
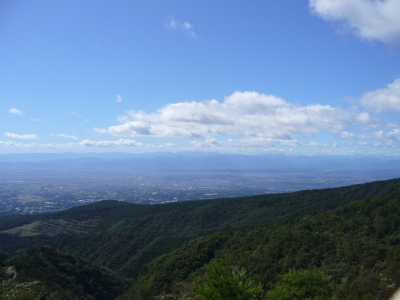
xmin=0 ymin=280 xmax=57 ymax=300
xmin=196 ymin=260 xmax=264 ymax=300
xmin=267 ymin=267 xmax=334 ymax=300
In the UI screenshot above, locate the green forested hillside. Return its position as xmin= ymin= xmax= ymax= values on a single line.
xmin=2 ymin=178 xmax=399 ymax=279
xmin=0 ymin=178 xmax=399 ymax=299
xmin=130 ymin=191 xmax=400 ymax=299
xmin=1 ymin=245 xmax=129 ymax=299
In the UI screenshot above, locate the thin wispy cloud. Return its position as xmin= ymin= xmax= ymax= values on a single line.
xmin=116 ymin=95 xmax=122 ymax=103
xmin=310 ymin=0 xmax=400 ymax=43
xmin=0 ymin=139 xmax=176 ymax=151
xmin=3 ymin=132 xmax=38 ymax=140
xmin=166 ymin=17 xmax=197 ymax=39
xmin=9 ymin=108 xmax=24 ymax=115
xmin=50 ymin=133 xmax=78 ymax=140
xmin=80 ymin=139 xmax=143 ymax=148
xmin=0 ymin=135 xmax=398 ymax=155
xmin=71 ymin=111 xmax=82 ymax=117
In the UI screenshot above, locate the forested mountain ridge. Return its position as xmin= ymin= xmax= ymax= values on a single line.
xmin=129 ymin=190 xmax=400 ymax=299
xmin=1 ymin=178 xmax=399 ymax=279
xmin=0 ymin=178 xmax=400 ymax=299
xmin=1 ymin=245 xmax=129 ymax=299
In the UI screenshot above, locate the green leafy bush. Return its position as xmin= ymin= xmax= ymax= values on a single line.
xmin=267 ymin=268 xmax=333 ymax=300
xmin=196 ymin=260 xmax=264 ymax=300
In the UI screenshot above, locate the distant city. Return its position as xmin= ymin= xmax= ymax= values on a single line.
xmin=1 ymin=153 xmax=399 ymax=215
xmin=0 ymin=155 xmax=400 ymax=215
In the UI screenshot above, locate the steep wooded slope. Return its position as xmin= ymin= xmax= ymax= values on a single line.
xmin=0 ymin=178 xmax=399 ymax=280
xmin=130 ymin=191 xmax=400 ymax=299
xmin=1 ymin=245 xmax=129 ymax=299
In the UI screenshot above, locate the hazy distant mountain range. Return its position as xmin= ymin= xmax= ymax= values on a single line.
xmin=1 ymin=152 xmax=399 ymax=171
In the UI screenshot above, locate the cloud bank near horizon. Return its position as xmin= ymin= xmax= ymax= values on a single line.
xmin=94 ymin=91 xmax=374 ymax=141
xmin=3 ymin=132 xmax=38 ymax=140
xmin=2 ymin=80 xmax=400 ymax=155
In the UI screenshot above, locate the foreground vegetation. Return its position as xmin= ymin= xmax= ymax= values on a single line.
xmin=133 ymin=191 xmax=400 ymax=299
xmin=0 ymin=178 xmax=399 ymax=299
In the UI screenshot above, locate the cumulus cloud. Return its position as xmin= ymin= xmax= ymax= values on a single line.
xmin=372 ymin=128 xmax=400 ymax=144
xmin=340 ymin=131 xmax=356 ymax=139
xmin=359 ymin=78 xmax=400 ymax=113
xmin=339 ymin=128 xmax=400 ymax=147
xmin=3 ymin=132 xmax=38 ymax=140
xmin=9 ymin=108 xmax=24 ymax=115
xmin=95 ymin=91 xmax=369 ymax=141
xmin=166 ymin=17 xmax=197 ymax=38
xmin=309 ymin=0 xmax=400 ymax=42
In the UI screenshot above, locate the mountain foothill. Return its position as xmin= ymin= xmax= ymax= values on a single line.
xmin=0 ymin=178 xmax=400 ymax=299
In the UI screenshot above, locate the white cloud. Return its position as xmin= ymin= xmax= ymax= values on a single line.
xmin=0 ymin=141 xmax=71 ymax=149
xmin=339 ymin=128 xmax=400 ymax=146
xmin=190 ymin=137 xmax=300 ymax=152
xmin=357 ymin=141 xmax=370 ymax=147
xmin=71 ymin=111 xmax=82 ymax=117
xmin=341 ymin=131 xmax=356 ymax=139
xmin=0 ymin=134 xmax=398 ymax=154
xmin=372 ymin=128 xmax=400 ymax=144
xmin=307 ymin=141 xmax=338 ymax=147
xmin=309 ymin=0 xmax=400 ymax=42
xmin=190 ymin=138 xmax=224 ymax=148
xmin=116 ymin=95 xmax=122 ymax=103
xmin=0 ymin=139 xmax=154 ymax=150
xmin=95 ymin=91 xmax=366 ymax=140
xmin=79 ymin=139 xmax=143 ymax=148
xmin=51 ymin=134 xmax=78 ymax=140
xmin=159 ymin=142 xmax=177 ymax=149
xmin=166 ymin=17 xmax=197 ymax=39
xmin=3 ymin=132 xmax=38 ymax=140
xmin=359 ymin=78 xmax=400 ymax=113
xmin=9 ymin=108 xmax=24 ymax=115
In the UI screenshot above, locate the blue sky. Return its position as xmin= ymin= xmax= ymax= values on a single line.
xmin=1 ymin=0 xmax=400 ymax=155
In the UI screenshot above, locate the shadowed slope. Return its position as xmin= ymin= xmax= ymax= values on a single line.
xmin=0 ymin=178 xmax=399 ymax=279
